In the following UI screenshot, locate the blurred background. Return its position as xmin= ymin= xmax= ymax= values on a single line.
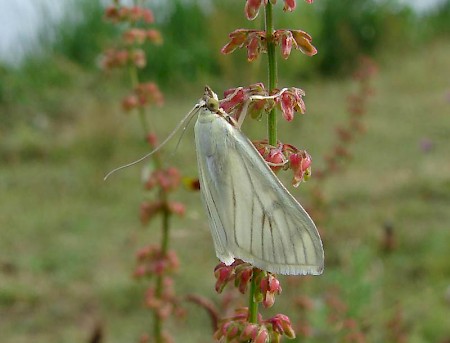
xmin=1 ymin=0 xmax=449 ymax=342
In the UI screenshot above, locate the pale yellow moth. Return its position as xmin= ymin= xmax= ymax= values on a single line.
xmin=195 ymin=87 xmax=323 ymax=275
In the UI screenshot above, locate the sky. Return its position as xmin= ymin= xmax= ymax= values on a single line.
xmin=0 ymin=0 xmax=445 ymax=64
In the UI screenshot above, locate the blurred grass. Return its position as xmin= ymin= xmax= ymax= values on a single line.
xmin=1 ymin=37 xmax=449 ymax=342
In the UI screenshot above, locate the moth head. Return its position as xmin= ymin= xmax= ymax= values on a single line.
xmin=203 ymin=85 xmax=220 ymax=113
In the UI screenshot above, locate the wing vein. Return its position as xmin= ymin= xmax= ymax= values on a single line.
xmin=230 ymin=172 xmax=240 ymax=248
xmin=268 ymin=216 xmax=276 ymax=262
xmin=283 ymin=210 xmax=299 ymax=264
xmin=261 ymin=213 xmax=266 ymax=260
xmin=209 ymin=192 xmax=228 ymax=245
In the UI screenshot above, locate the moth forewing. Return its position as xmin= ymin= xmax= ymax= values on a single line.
xmin=195 ymin=98 xmax=324 ymax=276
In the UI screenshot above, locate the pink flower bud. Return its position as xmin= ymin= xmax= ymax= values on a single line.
xmin=237 ymin=268 xmax=253 ymax=294
xmin=214 ymin=264 xmax=233 ymax=293
xmin=136 ymin=245 xmax=153 ymax=260
xmin=220 ymin=83 xmax=269 ymax=121
xmin=139 ymin=333 xmax=149 ymax=343
xmin=293 ymin=87 xmax=306 ymax=114
xmin=147 ymin=133 xmax=158 ymax=148
xmin=283 ymin=0 xmax=296 ymax=12
xmin=141 ymin=8 xmax=155 ymax=23
xmin=128 ymin=6 xmax=141 ymax=21
xmin=135 ymin=82 xmax=164 ymax=107
xmin=281 ymin=32 xmax=294 ymax=59
xmin=279 ymin=92 xmax=295 ymax=121
xmin=123 ymin=28 xmax=147 ymax=44
xmin=221 ymin=30 xmax=266 ymax=62
xmin=157 ymin=303 xmax=173 ymax=320
xmin=254 ymin=327 xmax=269 ymax=343
xmin=130 ymin=49 xmax=146 ymax=68
xmin=267 ymin=274 xmax=282 ymax=293
xmin=267 ymin=314 xmax=296 ymax=338
xmin=259 ymin=274 xmax=282 ymax=308
xmin=241 ymin=323 xmax=260 ymax=340
xmin=167 ymin=250 xmax=180 ymax=270
xmin=133 ymin=265 xmax=146 ymax=278
xmin=118 ymin=7 xmax=129 ymax=21
xmin=247 ymin=35 xmax=261 ymax=61
xmin=154 ymin=260 xmax=166 ymax=275
xmin=266 ymin=147 xmax=286 ymax=172
xmin=101 ymin=49 xmax=129 ymax=70
xmin=245 ymin=0 xmax=264 ymax=20
xmin=145 ymin=287 xmax=160 ymax=308
xmin=168 ymin=202 xmax=185 ymax=216
xmin=291 ymin=30 xmax=317 ymax=56
xmin=221 ymin=29 xmax=249 ymax=54
xmin=147 ymin=29 xmax=163 ymax=44
xmin=105 ymin=6 xmax=120 ymax=22
xmin=289 ymin=151 xmax=312 ymax=187
xmin=122 ymin=94 xmax=139 ymax=112
xmin=220 ymin=87 xmax=245 ymax=113
xmin=273 ymin=87 xmax=306 ymax=120
xmin=263 ymin=292 xmax=275 ymax=308
xmin=127 ymin=6 xmax=152 ymax=22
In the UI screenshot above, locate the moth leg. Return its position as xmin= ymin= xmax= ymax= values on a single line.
xmin=236 ymin=88 xmax=289 ymax=128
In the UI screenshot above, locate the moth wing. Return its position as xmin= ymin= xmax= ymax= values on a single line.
xmin=227 ymin=128 xmax=324 ymax=275
xmin=196 ymin=146 xmax=236 ymax=266
xmin=195 ymin=113 xmax=324 ymax=275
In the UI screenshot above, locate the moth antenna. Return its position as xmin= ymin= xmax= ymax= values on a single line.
xmin=237 ymin=88 xmax=288 ymax=128
xmin=104 ymin=103 xmax=202 ymax=180
xmin=172 ymin=108 xmax=198 ymax=156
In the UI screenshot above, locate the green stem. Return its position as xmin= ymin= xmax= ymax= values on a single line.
xmin=154 ymin=202 xmax=170 ymax=343
xmin=265 ymin=3 xmax=278 ymax=146
xmin=247 ymin=2 xmax=280 ymax=326
xmin=128 ymin=64 xmax=152 ymax=140
xmin=128 ymin=57 xmax=167 ymax=343
xmin=248 ymin=272 xmax=259 ymax=323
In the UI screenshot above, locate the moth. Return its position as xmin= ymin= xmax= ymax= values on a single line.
xmin=195 ymin=87 xmax=324 ymax=275
xmin=105 ymin=86 xmax=324 ymax=275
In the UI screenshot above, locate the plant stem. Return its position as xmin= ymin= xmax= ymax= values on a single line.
xmin=128 ymin=60 xmax=168 ymax=343
xmin=265 ymin=2 xmax=278 ymax=146
xmin=248 ymin=3 xmax=280 ymax=324
xmin=248 ymin=273 xmax=259 ymax=323
xmin=129 ymin=65 xmax=152 ymax=138
xmin=154 ymin=192 xmax=170 ymax=343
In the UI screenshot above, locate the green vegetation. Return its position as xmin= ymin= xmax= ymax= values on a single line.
xmin=1 ymin=1 xmax=449 ymax=342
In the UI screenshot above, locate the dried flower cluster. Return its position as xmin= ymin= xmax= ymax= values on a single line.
xmin=215 ymin=308 xmax=295 ymax=343
xmin=214 ymin=261 xmax=295 ymax=342
xmin=102 ymin=2 xmax=164 ymax=113
xmin=122 ymin=82 xmax=164 ymax=112
xmin=222 ymin=29 xmax=316 ymax=61
xmin=102 ymin=2 xmax=183 ymax=343
xmin=220 ymin=83 xmax=306 ymax=122
xmin=253 ymin=140 xmax=312 ymax=187
xmin=315 ymin=57 xmax=377 ymax=180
